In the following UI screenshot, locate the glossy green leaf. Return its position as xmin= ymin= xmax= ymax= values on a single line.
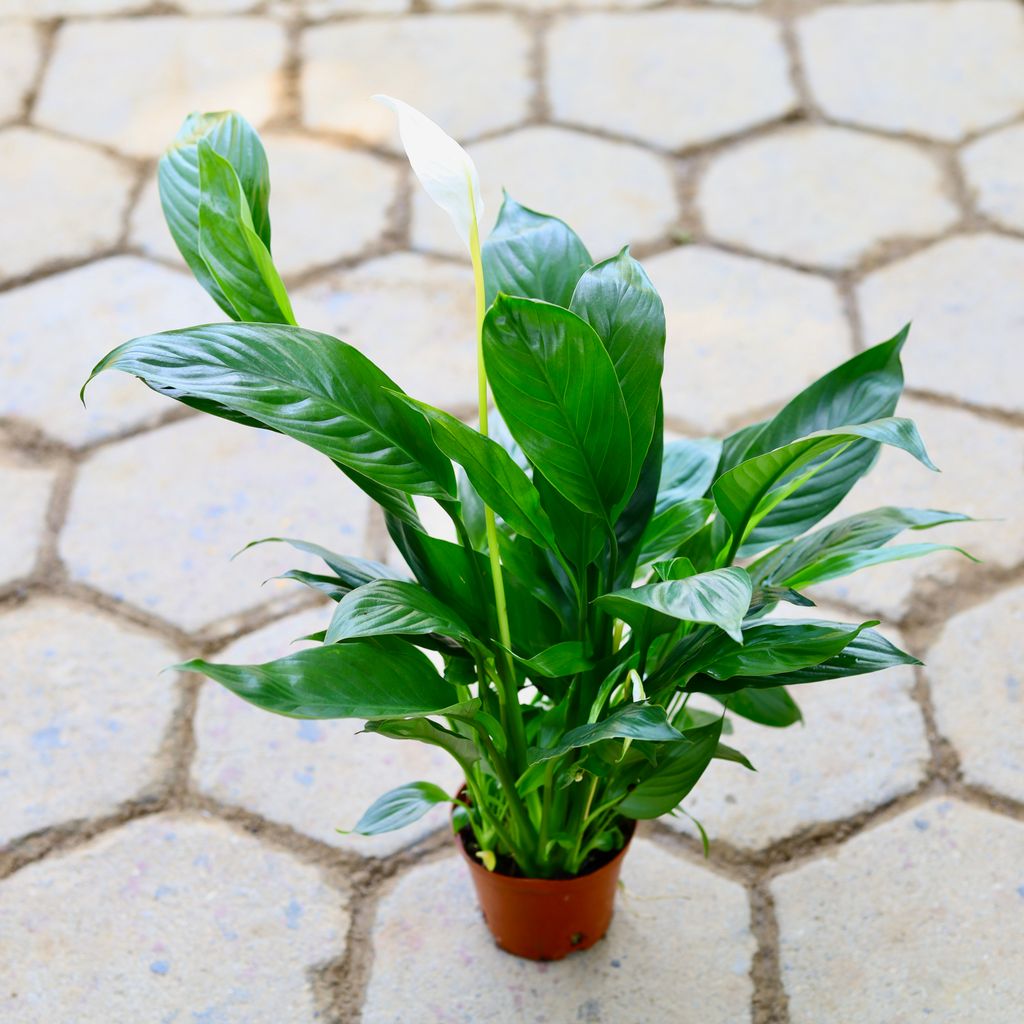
xmin=483 ymin=295 xmax=632 ymax=522
xmin=657 ymin=438 xmax=721 ymax=512
xmin=597 ymin=567 xmax=752 ymax=642
xmin=273 ymin=570 xmax=351 ymax=602
xmin=346 ymin=781 xmax=454 ymax=836
xmin=511 ymin=641 xmax=594 ymax=679
xmin=713 ymin=686 xmax=802 ymax=727
xmin=85 ymin=323 xmax=457 ymax=501
xmin=528 ymin=703 xmax=682 ymax=764
xmin=177 ymin=639 xmax=456 ymax=719
xmin=239 ymin=536 xmax=405 ymax=588
xmin=614 ymin=399 xmax=664 ymax=572
xmin=158 ymin=111 xmax=271 ymax=318
xmin=570 ymin=247 xmax=665 ymax=489
xmin=482 ymin=193 xmax=592 ymax=306
xmin=363 ymin=716 xmax=481 ymax=770
xmin=196 ymin=142 xmax=294 ymax=325
xmin=714 ymin=742 xmax=756 ymax=771
xmin=636 ymin=498 xmax=713 ymax=567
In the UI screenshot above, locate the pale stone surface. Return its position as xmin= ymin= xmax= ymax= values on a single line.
xmin=0 ymin=256 xmax=221 ymax=447
xmin=647 ymin=245 xmax=852 ymax=433
xmin=294 ymin=252 xmax=478 ymax=412
xmin=34 ymin=18 xmax=287 ymax=157
xmin=927 ymin=586 xmax=1024 ymax=803
xmin=859 ymin=235 xmax=1024 ymax=416
xmin=192 ymin=608 xmax=462 ymax=856
xmin=301 ymin=15 xmax=532 ymax=149
xmin=0 ymin=599 xmax=178 ymax=846
xmin=363 ymin=838 xmax=754 ymax=1023
xmin=132 ymin=134 xmax=400 ymax=279
xmin=436 ymin=0 xmax=654 ymax=7
xmin=0 ymin=22 xmax=40 ymax=123
xmin=0 ymin=457 xmax=53 ymax=586
xmin=60 ymin=416 xmax=371 ymax=633
xmin=698 ymin=126 xmax=959 ymax=270
xmin=0 ymin=814 xmax=348 ymax=1021
xmin=0 ymin=127 xmax=134 ymax=281
xmin=410 ymin=125 xmax=679 ymax=260
xmin=813 ymin=398 xmax=1024 ymax=620
xmin=547 ymin=11 xmax=796 ymax=150
xmin=798 ymin=1 xmax=1024 ymax=143
xmin=961 ymin=124 xmax=1024 ymax=232
xmin=773 ymin=799 xmax=1024 ymax=1022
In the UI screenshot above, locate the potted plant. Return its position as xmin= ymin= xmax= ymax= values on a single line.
xmin=85 ymin=99 xmax=972 ymax=962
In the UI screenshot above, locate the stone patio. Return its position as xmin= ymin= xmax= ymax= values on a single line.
xmin=1 ymin=1 xmax=1022 ymax=1021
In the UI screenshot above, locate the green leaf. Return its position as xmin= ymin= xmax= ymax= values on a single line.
xmin=325 ymin=579 xmax=478 ymax=648
xmin=528 ymin=703 xmax=683 ymax=764
xmin=483 ymin=295 xmax=632 ymax=522
xmin=176 ymin=638 xmax=456 ymax=719
xmin=712 ymin=417 xmax=936 ymax=556
xmin=713 ymin=686 xmax=802 ymax=727
xmin=196 ymin=141 xmax=294 ymax=325
xmin=482 ymin=193 xmax=592 ymax=307
xmin=570 ymin=247 xmax=665 ymax=490
xmin=85 ymin=323 xmax=457 ymax=501
xmin=239 ymin=536 xmax=405 ymax=588
xmin=597 ymin=567 xmax=753 ymax=643
xmin=618 ymin=720 xmax=723 ymax=819
xmin=657 ymin=438 xmax=722 ymax=512
xmin=272 ymin=570 xmax=352 ymax=602
xmin=364 ymin=716 xmax=481 ymax=771
xmin=784 ymin=543 xmax=975 ymax=589
xmin=158 ymin=111 xmax=271 ymax=318
xmin=614 ymin=399 xmax=664 ymax=573
xmin=636 ymin=498 xmax=713 ymax=567
xmin=345 ymin=781 xmax=453 ymax=836
xmin=511 ymin=641 xmax=594 ymax=679
xmin=714 ymin=742 xmax=756 ymax=771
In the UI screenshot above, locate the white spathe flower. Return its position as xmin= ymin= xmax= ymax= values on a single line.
xmin=373 ymin=95 xmax=484 ymax=253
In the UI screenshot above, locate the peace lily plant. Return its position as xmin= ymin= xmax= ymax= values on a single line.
xmin=86 ymin=99 xmax=973 ymax=959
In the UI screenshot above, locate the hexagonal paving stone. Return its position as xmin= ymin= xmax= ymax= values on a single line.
xmin=0 ymin=127 xmax=134 ymax=282
xmin=664 ymin=613 xmax=928 ymax=852
xmin=34 ymin=18 xmax=287 ymax=158
xmin=0 ymin=21 xmax=40 ymax=123
xmin=698 ymin=125 xmax=959 ymax=271
xmin=927 ymin=585 xmax=1024 ymax=804
xmin=646 ymin=245 xmax=852 ymax=433
xmin=300 ymin=15 xmax=532 ymax=149
xmin=772 ymin=798 xmax=1024 ymax=1022
xmin=858 ymin=234 xmax=1024 ymax=415
xmin=362 ymin=838 xmax=754 ymax=1023
xmin=192 ymin=607 xmax=462 ymax=856
xmin=0 ymin=256 xmax=221 ymax=447
xmin=0 ymin=456 xmax=53 ymax=587
xmin=60 ymin=416 xmax=371 ymax=633
xmin=546 ymin=10 xmax=795 ymax=151
xmin=798 ymin=1 xmax=1024 ymax=143
xmin=961 ymin=124 xmax=1024 ymax=233
xmin=132 ymin=134 xmax=400 ymax=280
xmin=436 ymin=0 xmax=655 ymax=7
xmin=410 ymin=126 xmax=679 ymax=260
xmin=0 ymin=813 xmax=348 ymax=1020
xmin=294 ymin=252 xmax=478 ymax=412
xmin=813 ymin=398 xmax=1024 ymax=621
xmin=0 ymin=599 xmax=178 ymax=846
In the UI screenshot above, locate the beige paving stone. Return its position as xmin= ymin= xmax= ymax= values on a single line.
xmin=34 ymin=18 xmax=287 ymax=157
xmin=647 ymin=245 xmax=852 ymax=433
xmin=772 ymin=799 xmax=1024 ymax=1023
xmin=192 ymin=607 xmax=462 ymax=856
xmin=546 ymin=11 xmax=795 ymax=151
xmin=0 ymin=599 xmax=178 ymax=846
xmin=0 ymin=0 xmax=137 ymax=11
xmin=362 ymin=838 xmax=754 ymax=1023
xmin=0 ymin=21 xmax=40 ymax=123
xmin=798 ymin=1 xmax=1024 ymax=143
xmin=60 ymin=415 xmax=371 ymax=633
xmin=301 ymin=15 xmax=532 ymax=149
xmin=698 ymin=125 xmax=959 ymax=270
xmin=0 ymin=456 xmax=53 ymax=586
xmin=0 ymin=256 xmax=221 ymax=447
xmin=0 ymin=813 xmax=348 ymax=1021
xmin=294 ymin=0 xmax=407 ymax=12
xmin=961 ymin=124 xmax=1024 ymax=232
xmin=294 ymin=252 xmax=478 ymax=412
xmin=132 ymin=133 xmax=400 ymax=279
xmin=927 ymin=586 xmax=1024 ymax=804
xmin=0 ymin=127 xmax=134 ymax=282
xmin=859 ymin=234 xmax=1024 ymax=416
xmin=411 ymin=125 xmax=679 ymax=260
xmin=813 ymin=398 xmax=1024 ymax=620
xmin=665 ymin=616 xmax=927 ymax=851
xmin=435 ymin=0 xmax=655 ymax=8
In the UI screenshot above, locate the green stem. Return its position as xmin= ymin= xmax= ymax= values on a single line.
xmin=566 ymin=776 xmax=599 ymax=873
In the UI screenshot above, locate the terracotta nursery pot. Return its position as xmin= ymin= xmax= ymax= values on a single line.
xmin=454 ymin=805 xmax=636 ymax=961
